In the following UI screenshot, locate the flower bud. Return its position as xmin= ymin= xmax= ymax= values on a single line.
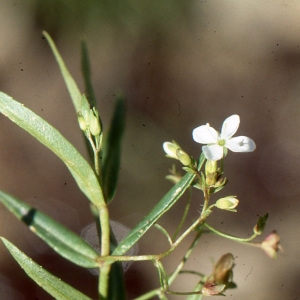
xmin=201 ymin=253 xmax=234 ymax=296
xmin=163 ymin=141 xmax=179 ymax=159
xmin=89 ymin=108 xmax=101 ymax=136
xmin=205 ymin=160 xmax=217 ymax=175
xmin=205 ymin=160 xmax=218 ymax=186
xmin=176 ymin=149 xmax=192 ymax=166
xmin=215 ymin=196 xmax=239 ymax=212
xmin=261 ymin=231 xmax=283 ymax=259
xmin=253 ymin=213 xmax=268 ymax=235
xmin=77 ymin=112 xmax=88 ymax=131
xmin=163 ymin=141 xmax=192 ymax=166
xmin=201 ymin=282 xmax=225 ymax=296
xmin=213 ymin=253 xmax=234 ymax=285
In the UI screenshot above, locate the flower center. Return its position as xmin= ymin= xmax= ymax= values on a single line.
xmin=218 ymin=139 xmax=226 ymax=146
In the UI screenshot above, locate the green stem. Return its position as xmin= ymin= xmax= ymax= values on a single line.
xmin=172 ymin=187 xmax=192 ymax=241
xmin=154 ymin=260 xmax=169 ymax=290
xmin=133 ymin=288 xmax=164 ymax=300
xmin=89 ymin=133 xmax=109 ymax=299
xmin=168 ymin=230 xmax=203 ymax=286
xmin=98 ymin=264 xmax=111 ymax=300
xmin=201 ymin=184 xmax=210 ymax=215
xmin=87 ymin=131 xmax=103 ymax=184
xmin=102 ymin=209 xmax=212 ymax=264
xmin=97 ymin=204 xmax=111 ymax=299
xmin=204 ymin=222 xmax=258 ymax=242
xmin=155 ymin=223 xmax=173 ymax=246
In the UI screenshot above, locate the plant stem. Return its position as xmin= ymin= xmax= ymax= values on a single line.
xmin=135 ymin=288 xmax=167 ymax=300
xmin=154 ymin=223 xmax=173 ymax=246
xmin=104 ymin=209 xmax=212 ymax=264
xmin=172 ymin=187 xmax=192 ymax=241
xmin=168 ymin=230 xmax=203 ymax=286
xmin=97 ymin=204 xmax=111 ymax=299
xmin=204 ymin=222 xmax=258 ymax=242
xmin=201 ymin=186 xmax=210 ymax=215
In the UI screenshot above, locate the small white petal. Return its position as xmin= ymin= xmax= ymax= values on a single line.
xmin=203 ymin=144 xmax=224 ymax=161
xmin=163 ymin=142 xmax=178 ymax=158
xmin=226 ymin=136 xmax=256 ymax=152
xmin=193 ymin=124 xmax=219 ymax=144
xmin=221 ymin=115 xmax=240 ymax=140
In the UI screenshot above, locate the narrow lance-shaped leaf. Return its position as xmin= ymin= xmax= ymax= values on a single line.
xmin=1 ymin=238 xmax=92 ymax=300
xmin=0 ymin=190 xmax=99 ymax=268
xmin=43 ymin=31 xmax=90 ymax=119
xmin=81 ymin=39 xmax=97 ymax=108
xmin=0 ymin=92 xmax=104 ymax=207
xmin=113 ymin=173 xmax=195 ymax=255
xmin=113 ymin=154 xmax=205 ymax=255
xmin=80 ymin=40 xmax=98 ymax=164
xmin=102 ymin=95 xmax=126 ymax=203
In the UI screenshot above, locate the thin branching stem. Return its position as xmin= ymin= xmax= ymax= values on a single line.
xmin=154 ymin=223 xmax=173 ymax=246
xmin=168 ymin=230 xmax=203 ymax=286
xmin=204 ymin=222 xmax=259 ymax=242
xmin=172 ymin=187 xmax=192 ymax=241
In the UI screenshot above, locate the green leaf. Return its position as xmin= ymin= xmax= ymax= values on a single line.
xmin=113 ymin=154 xmax=205 ymax=255
xmin=0 ymin=238 xmax=92 ymax=300
xmin=81 ymin=40 xmax=97 ymax=108
xmin=80 ymin=40 xmax=99 ymax=164
xmin=101 ymin=95 xmax=126 ymax=203
xmin=0 ymin=190 xmax=99 ymax=268
xmin=43 ymin=31 xmax=90 ymax=118
xmin=112 ymin=172 xmax=196 ymax=255
xmin=0 ymin=92 xmax=105 ymax=207
xmin=108 ymin=225 xmax=127 ymax=300
xmin=108 ymin=262 xmax=126 ymax=300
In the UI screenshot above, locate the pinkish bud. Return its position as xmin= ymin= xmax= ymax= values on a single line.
xmin=201 ymin=282 xmax=225 ymax=296
xmin=261 ymin=231 xmax=283 ymax=259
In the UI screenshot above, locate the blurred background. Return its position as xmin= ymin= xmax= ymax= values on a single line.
xmin=0 ymin=0 xmax=299 ymax=299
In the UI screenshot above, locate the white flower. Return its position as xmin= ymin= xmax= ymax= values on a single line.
xmin=192 ymin=115 xmax=256 ymax=161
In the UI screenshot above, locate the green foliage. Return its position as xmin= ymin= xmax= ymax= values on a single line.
xmin=113 ymin=171 xmax=196 ymax=256
xmin=1 ymin=238 xmax=92 ymax=300
xmin=101 ymin=95 xmax=126 ymax=203
xmin=0 ymin=92 xmax=104 ymax=208
xmin=0 ymin=32 xmax=278 ymax=299
xmin=0 ymin=191 xmax=99 ymax=268
xmin=43 ymin=31 xmax=90 ymax=117
xmin=81 ymin=40 xmax=97 ymax=108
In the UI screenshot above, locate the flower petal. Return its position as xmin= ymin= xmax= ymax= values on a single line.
xmin=221 ymin=115 xmax=240 ymax=139
xmin=203 ymin=145 xmax=224 ymax=161
xmin=193 ymin=124 xmax=219 ymax=144
xmin=226 ymin=136 xmax=256 ymax=152
xmin=163 ymin=141 xmax=178 ymax=158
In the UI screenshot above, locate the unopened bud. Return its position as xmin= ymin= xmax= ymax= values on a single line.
xmin=163 ymin=141 xmax=191 ymax=166
xmin=89 ymin=108 xmax=101 ymax=136
xmin=261 ymin=231 xmax=283 ymax=259
xmin=176 ymin=149 xmax=192 ymax=166
xmin=253 ymin=213 xmax=268 ymax=235
xmin=215 ymin=196 xmax=239 ymax=212
xmin=201 ymin=282 xmax=225 ymax=296
xmin=163 ymin=141 xmax=179 ymax=159
xmin=205 ymin=160 xmax=217 ymax=175
xmin=78 ymin=112 xmax=88 ymax=131
xmin=205 ymin=160 xmax=218 ymax=185
xmin=213 ymin=253 xmax=234 ymax=285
